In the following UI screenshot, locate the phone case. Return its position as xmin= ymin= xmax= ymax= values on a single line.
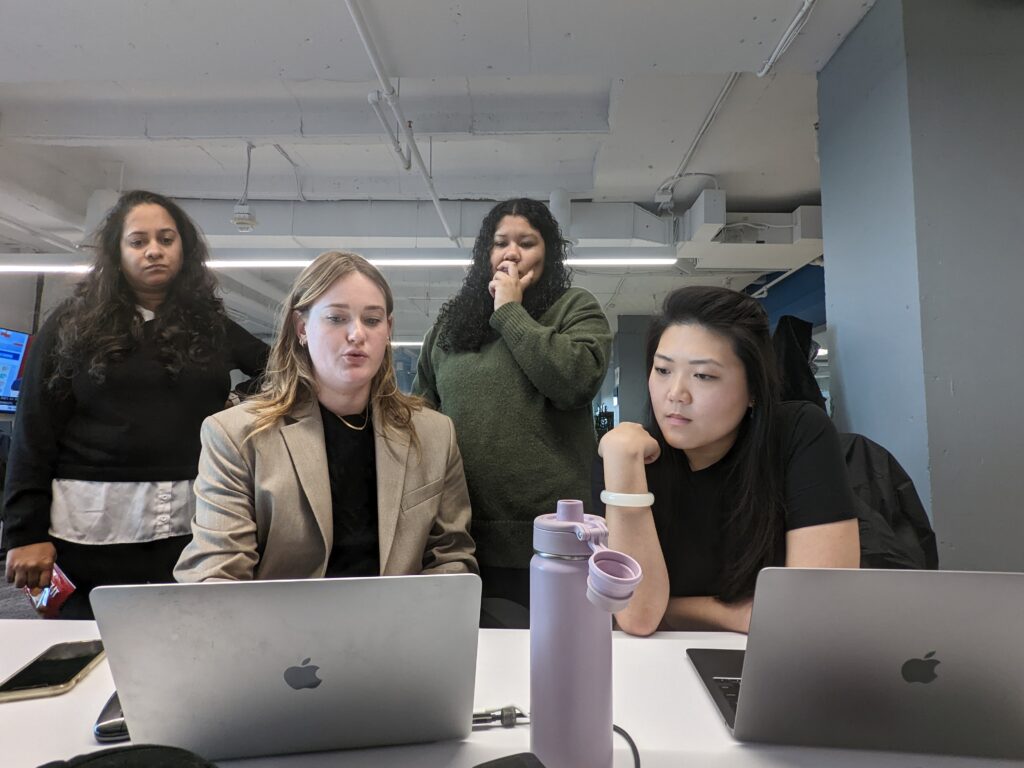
xmin=0 ymin=641 xmax=106 ymax=703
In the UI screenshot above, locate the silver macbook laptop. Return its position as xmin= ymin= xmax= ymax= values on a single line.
xmin=688 ymin=568 xmax=1024 ymax=759
xmin=91 ymin=574 xmax=481 ymax=760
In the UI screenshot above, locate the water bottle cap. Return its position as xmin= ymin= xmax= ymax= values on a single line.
xmin=586 ymin=549 xmax=643 ymax=612
xmin=534 ymin=501 xmax=605 ymax=557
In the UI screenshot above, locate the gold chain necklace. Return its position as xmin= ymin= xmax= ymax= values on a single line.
xmin=337 ymin=404 xmax=370 ymax=432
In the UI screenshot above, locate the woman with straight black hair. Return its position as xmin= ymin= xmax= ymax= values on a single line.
xmin=414 ymin=198 xmax=612 ymax=623
xmin=2 ymin=189 xmax=267 ymax=617
xmin=598 ymin=286 xmax=859 ymax=635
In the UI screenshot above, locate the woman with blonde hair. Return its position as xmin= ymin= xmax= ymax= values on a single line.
xmin=175 ymin=251 xmax=477 ymax=581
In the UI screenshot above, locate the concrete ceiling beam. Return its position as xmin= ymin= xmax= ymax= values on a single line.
xmin=0 ymin=147 xmax=93 ymax=248
xmin=113 ymin=171 xmax=599 ymax=203
xmin=175 ymin=199 xmax=673 ymax=251
xmin=0 ymin=90 xmax=610 ymax=145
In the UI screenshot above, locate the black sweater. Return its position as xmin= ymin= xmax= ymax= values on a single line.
xmin=1 ymin=308 xmax=268 ymax=549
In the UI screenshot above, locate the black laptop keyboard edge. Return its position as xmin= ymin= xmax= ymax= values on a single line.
xmin=712 ymin=675 xmax=742 ymax=714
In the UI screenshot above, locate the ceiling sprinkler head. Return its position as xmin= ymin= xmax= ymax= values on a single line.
xmin=230 ymin=202 xmax=257 ymax=233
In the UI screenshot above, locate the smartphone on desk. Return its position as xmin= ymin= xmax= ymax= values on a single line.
xmin=0 ymin=639 xmax=105 ymax=703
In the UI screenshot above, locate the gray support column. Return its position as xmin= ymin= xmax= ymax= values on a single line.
xmin=615 ymin=315 xmax=652 ymax=426
xmin=818 ymin=0 xmax=930 ymax=505
xmin=819 ymin=0 xmax=1024 ymax=570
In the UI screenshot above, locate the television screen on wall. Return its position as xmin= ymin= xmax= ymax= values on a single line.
xmin=0 ymin=327 xmax=30 ymax=414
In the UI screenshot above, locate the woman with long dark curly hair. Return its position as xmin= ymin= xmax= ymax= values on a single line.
xmin=599 ymin=286 xmax=859 ymax=636
xmin=414 ymin=198 xmax=612 ymax=624
xmin=2 ymin=190 xmax=267 ymax=617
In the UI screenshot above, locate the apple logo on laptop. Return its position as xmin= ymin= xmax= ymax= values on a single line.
xmin=283 ymin=658 xmax=322 ymax=690
xmin=901 ymin=651 xmax=940 ymax=684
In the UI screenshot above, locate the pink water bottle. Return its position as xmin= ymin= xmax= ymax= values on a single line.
xmin=530 ymin=499 xmax=643 ymax=768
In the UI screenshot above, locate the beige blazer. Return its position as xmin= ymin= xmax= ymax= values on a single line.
xmin=174 ymin=397 xmax=477 ymax=581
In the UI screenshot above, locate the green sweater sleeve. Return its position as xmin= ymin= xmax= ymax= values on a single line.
xmin=489 ymin=288 xmax=612 ymax=411
xmin=411 ymin=324 xmax=440 ymax=409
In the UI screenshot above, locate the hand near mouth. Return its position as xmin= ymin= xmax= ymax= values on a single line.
xmin=489 ymin=261 xmax=536 ymax=309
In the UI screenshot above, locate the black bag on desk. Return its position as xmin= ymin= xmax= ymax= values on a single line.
xmin=38 ymin=745 xmax=216 ymax=768
xmin=474 ymin=754 xmax=547 ymax=767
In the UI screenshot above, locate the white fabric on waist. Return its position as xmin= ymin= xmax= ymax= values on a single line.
xmin=50 ymin=479 xmax=195 ymax=545
xmin=48 ymin=307 xmax=189 ymax=545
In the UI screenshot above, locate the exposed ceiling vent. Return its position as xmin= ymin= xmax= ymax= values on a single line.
xmin=677 ymin=189 xmax=823 ymax=272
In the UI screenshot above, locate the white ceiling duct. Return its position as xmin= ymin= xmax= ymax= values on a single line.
xmin=677 ymin=189 xmax=822 ymax=271
xmin=173 ymin=199 xmax=675 ymax=254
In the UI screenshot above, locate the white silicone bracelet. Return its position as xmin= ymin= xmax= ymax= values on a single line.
xmin=600 ymin=490 xmax=655 ymax=508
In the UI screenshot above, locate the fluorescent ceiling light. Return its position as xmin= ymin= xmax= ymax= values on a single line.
xmin=0 ymin=264 xmax=90 ymax=274
xmin=208 ymin=259 xmax=310 ymax=269
xmin=391 ymin=341 xmax=424 ymax=347
xmin=211 ymin=258 xmax=677 ymax=269
xmin=566 ymin=258 xmax=677 ymax=266
xmin=816 ymin=348 xmax=829 ymax=358
xmin=371 ymin=259 xmax=471 ymax=268
xmin=1 ymin=257 xmax=677 ymax=274
xmin=207 ymin=258 xmax=473 ymax=269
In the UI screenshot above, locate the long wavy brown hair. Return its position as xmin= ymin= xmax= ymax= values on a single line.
xmin=48 ymin=190 xmax=225 ymax=390
xmin=247 ymin=251 xmax=423 ymax=443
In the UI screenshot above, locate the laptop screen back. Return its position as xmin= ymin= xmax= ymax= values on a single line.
xmin=91 ymin=574 xmax=481 ymax=760
xmin=733 ymin=568 xmax=1024 ymax=759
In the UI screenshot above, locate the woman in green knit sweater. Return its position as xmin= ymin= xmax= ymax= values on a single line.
xmin=414 ymin=198 xmax=612 ymax=626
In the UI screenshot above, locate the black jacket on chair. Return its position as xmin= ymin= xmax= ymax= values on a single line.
xmin=772 ymin=315 xmax=827 ymax=413
xmin=839 ymin=432 xmax=938 ymax=570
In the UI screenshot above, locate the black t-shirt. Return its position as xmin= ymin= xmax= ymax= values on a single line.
xmin=596 ymin=401 xmax=856 ymax=599
xmin=319 ymin=404 xmax=380 ymax=578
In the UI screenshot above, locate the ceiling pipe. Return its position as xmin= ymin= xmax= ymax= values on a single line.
xmin=750 ymin=260 xmax=820 ymax=300
xmin=756 ymin=0 xmax=817 ymax=77
xmin=655 ymin=71 xmax=741 ymax=213
xmin=273 ymin=144 xmax=308 ymax=202
xmin=368 ymin=91 xmax=411 ymax=171
xmin=344 ymin=0 xmax=463 ymax=247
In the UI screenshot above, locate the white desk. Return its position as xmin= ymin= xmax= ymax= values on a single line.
xmin=0 ymin=619 xmax=1015 ymax=768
